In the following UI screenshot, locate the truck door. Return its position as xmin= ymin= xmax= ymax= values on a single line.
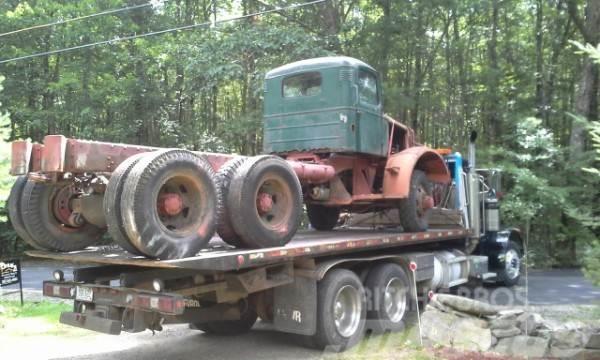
xmin=356 ymin=68 xmax=387 ymax=157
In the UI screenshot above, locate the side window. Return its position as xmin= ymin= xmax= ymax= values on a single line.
xmin=358 ymin=70 xmax=379 ymax=105
xmin=282 ymin=72 xmax=322 ymax=98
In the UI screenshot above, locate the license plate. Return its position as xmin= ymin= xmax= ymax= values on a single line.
xmin=76 ymin=286 xmax=93 ymax=302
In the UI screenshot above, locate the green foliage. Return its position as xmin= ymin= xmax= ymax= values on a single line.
xmin=480 ymin=117 xmax=596 ymax=267
xmin=0 ymin=0 xmax=597 ymax=266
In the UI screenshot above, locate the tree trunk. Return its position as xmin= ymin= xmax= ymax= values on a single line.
xmin=568 ymin=0 xmax=600 ymax=160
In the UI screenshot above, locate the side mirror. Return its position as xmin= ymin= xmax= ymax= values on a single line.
xmin=469 ymin=130 xmax=478 ymax=143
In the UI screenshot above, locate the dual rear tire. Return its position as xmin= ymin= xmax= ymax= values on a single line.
xmin=105 ymin=149 xmax=219 ymax=259
xmin=104 ymin=152 xmax=302 ymax=257
xmin=306 ymin=263 xmax=414 ymax=351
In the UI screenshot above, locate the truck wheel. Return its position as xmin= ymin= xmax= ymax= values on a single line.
xmin=104 ymin=153 xmax=147 ymax=255
xmin=497 ymin=241 xmax=522 ymax=287
xmin=21 ymin=181 xmax=105 ymax=252
xmin=227 ymin=155 xmax=302 ymax=249
xmin=312 ymin=269 xmax=366 ymax=351
xmin=364 ymin=263 xmax=413 ymax=334
xmin=215 ymin=157 xmax=248 ymax=247
xmin=121 ymin=149 xmax=218 ymax=259
xmin=193 ymin=301 xmax=258 ymax=336
xmin=398 ymin=170 xmax=433 ymax=232
xmin=307 ymin=204 xmax=340 ymax=231
xmin=7 ymin=176 xmax=49 ymax=250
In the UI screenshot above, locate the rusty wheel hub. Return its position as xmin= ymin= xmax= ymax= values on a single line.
xmin=52 ymin=185 xmax=84 ymax=228
xmin=158 ymin=193 xmax=184 ymax=216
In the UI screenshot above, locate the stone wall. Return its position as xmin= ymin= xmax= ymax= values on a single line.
xmin=420 ymin=294 xmax=600 ymax=359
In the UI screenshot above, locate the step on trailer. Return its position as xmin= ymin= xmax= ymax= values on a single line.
xmin=7 ymin=57 xmax=524 ymax=351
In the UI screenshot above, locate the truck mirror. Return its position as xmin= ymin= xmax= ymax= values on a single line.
xmin=469 ymin=130 xmax=478 ymax=143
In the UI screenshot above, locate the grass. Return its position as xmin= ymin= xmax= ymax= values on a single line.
xmin=0 ymin=300 xmax=87 ymax=337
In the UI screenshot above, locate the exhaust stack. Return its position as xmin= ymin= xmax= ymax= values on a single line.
xmin=467 ymin=131 xmax=481 ymax=236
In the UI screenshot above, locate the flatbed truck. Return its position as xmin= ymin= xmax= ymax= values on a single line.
xmin=7 ymin=57 xmax=524 ymax=351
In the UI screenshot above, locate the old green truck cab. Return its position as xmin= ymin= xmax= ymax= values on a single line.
xmin=263 ymin=56 xmax=388 ymax=157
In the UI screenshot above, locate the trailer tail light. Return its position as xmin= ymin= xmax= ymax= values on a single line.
xmin=43 ymin=282 xmax=74 ymax=299
xmin=134 ymin=294 xmax=185 ymax=315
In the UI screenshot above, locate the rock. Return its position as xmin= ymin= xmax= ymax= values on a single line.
xmin=548 ymin=347 xmax=600 ymax=360
xmin=490 ymin=318 xmax=518 ymax=330
xmin=428 ymin=298 xmax=469 ymax=318
xmin=451 ymin=318 xmax=492 ymax=352
xmin=421 ymin=309 xmax=456 ymax=346
xmin=492 ymin=326 xmax=521 ymax=338
xmin=497 ymin=308 xmax=525 ymax=317
xmin=552 ymin=328 xmax=591 ymax=349
xmin=585 ymin=332 xmax=600 ymax=349
xmin=516 ymin=312 xmax=546 ymax=335
xmin=421 ymin=309 xmax=492 ymax=352
xmin=491 ymin=336 xmax=498 ymax=347
xmin=493 ymin=336 xmax=549 ymax=358
xmin=433 ymin=294 xmax=499 ymax=316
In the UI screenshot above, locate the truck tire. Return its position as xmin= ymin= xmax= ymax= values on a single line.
xmin=121 ymin=149 xmax=218 ymax=259
xmin=398 ymin=170 xmax=432 ymax=232
xmin=193 ymin=301 xmax=258 ymax=336
xmin=307 ymin=204 xmax=340 ymax=231
xmin=496 ymin=241 xmax=522 ymax=287
xmin=215 ymin=157 xmax=248 ymax=247
xmin=21 ymin=181 xmax=105 ymax=252
xmin=364 ymin=263 xmax=413 ymax=334
xmin=7 ymin=176 xmax=49 ymax=250
xmin=311 ymin=269 xmax=366 ymax=351
xmin=227 ymin=155 xmax=302 ymax=249
xmin=104 ymin=153 xmax=147 ymax=255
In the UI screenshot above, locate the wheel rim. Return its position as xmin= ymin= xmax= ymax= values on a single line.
xmin=383 ymin=278 xmax=407 ymax=323
xmin=156 ymin=174 xmax=204 ymax=235
xmin=505 ymin=249 xmax=521 ymax=280
xmin=51 ymin=184 xmax=85 ymax=230
xmin=333 ymin=285 xmax=362 ymax=338
xmin=254 ymin=175 xmax=293 ymax=232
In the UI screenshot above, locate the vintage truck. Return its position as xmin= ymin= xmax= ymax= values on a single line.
xmin=7 ymin=57 xmax=523 ymax=351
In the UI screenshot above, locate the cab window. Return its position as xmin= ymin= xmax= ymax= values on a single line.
xmin=358 ymin=70 xmax=378 ymax=105
xmin=282 ymin=72 xmax=322 ymax=98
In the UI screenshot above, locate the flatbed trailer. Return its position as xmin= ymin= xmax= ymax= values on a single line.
xmin=29 ymin=228 xmax=469 ymax=271
xmin=34 ymin=226 xmax=500 ymax=351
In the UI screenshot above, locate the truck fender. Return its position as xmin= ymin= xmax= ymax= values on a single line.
xmin=382 ymin=146 xmax=451 ymax=198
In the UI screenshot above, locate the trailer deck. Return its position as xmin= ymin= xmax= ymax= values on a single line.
xmin=27 ymin=227 xmax=469 ymax=271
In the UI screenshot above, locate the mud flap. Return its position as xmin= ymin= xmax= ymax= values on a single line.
xmin=273 ymin=275 xmax=317 ymax=336
xmin=60 ymin=312 xmax=122 ymax=335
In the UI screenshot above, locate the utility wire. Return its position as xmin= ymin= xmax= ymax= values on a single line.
xmin=0 ymin=0 xmax=326 ymax=65
xmin=0 ymin=2 xmax=161 ymax=39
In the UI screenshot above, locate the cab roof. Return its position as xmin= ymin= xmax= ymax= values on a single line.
xmin=265 ymin=56 xmax=376 ymax=79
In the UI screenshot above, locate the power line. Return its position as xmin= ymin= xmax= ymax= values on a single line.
xmin=0 ymin=2 xmax=161 ymax=39
xmin=0 ymin=0 xmax=326 ymax=65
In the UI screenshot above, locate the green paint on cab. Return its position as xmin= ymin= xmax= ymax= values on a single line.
xmin=263 ymin=57 xmax=388 ymax=157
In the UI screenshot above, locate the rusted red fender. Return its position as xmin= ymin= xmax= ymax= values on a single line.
xmin=382 ymin=146 xmax=451 ymax=199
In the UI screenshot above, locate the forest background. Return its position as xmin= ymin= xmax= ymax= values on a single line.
xmin=0 ymin=0 xmax=598 ymax=283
